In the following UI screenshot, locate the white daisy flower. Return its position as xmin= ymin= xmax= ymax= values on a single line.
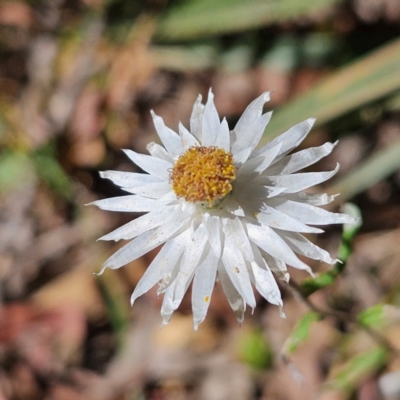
xmin=91 ymin=89 xmax=355 ymax=330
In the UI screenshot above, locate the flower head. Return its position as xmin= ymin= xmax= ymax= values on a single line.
xmin=91 ymin=89 xmax=354 ymax=329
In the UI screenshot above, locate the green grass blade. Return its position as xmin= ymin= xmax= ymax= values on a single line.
xmin=156 ymin=0 xmax=343 ymax=41
xmin=283 ymin=311 xmax=321 ymax=354
xmin=328 ymin=138 xmax=400 ymax=204
xmin=262 ymin=37 xmax=400 ymax=141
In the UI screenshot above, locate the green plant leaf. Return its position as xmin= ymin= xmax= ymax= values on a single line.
xmin=0 ymin=151 xmax=36 ymax=192
xmin=283 ymin=311 xmax=321 ymax=354
xmin=237 ymin=328 xmax=272 ymax=370
xmin=325 ymin=347 xmax=387 ymax=392
xmin=261 ymin=37 xmax=400 ymax=141
xmin=156 ymin=0 xmax=343 ymax=41
xmin=32 ymin=150 xmax=73 ymax=198
xmin=328 ymin=138 xmax=400 ymax=205
xmin=358 ymin=304 xmax=386 ymax=329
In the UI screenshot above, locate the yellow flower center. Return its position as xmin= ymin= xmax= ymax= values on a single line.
xmin=170 ymin=146 xmax=236 ymax=207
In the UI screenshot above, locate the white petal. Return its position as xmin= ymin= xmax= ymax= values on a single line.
xmin=173 ymin=224 xmax=208 ymax=307
xmin=218 ymin=263 xmax=245 ymax=324
xmin=250 ymin=244 xmax=282 ymax=307
xmin=264 ymin=164 xmax=339 ymax=193
xmin=130 ymin=231 xmax=188 ymax=305
xmin=256 ymin=205 xmax=324 ymax=233
xmin=282 ymin=192 xmax=339 ymax=206
xmin=158 ymin=190 xmax=178 ymax=202
xmin=221 ymin=236 xmax=256 ymax=309
xmin=161 ymin=280 xmax=177 ymax=326
xmin=233 ymin=146 xmax=252 ymax=165
xmin=214 ymin=118 xmax=230 ymax=151
xmin=99 ymin=205 xmax=175 ymax=241
xmin=261 ymin=251 xmax=290 ymax=282
xmin=89 ymin=195 xmax=162 ymax=212
xmin=99 ymin=170 xmax=161 ymax=188
xmin=267 ymin=199 xmax=357 ymax=225
xmin=233 ymin=111 xmax=273 ymax=155
xmin=221 ymin=195 xmax=246 ymax=217
xmin=179 ymin=122 xmax=199 ymax=150
xmin=252 ymin=262 xmax=283 ymax=307
xmin=222 ymin=217 xmax=254 ymax=262
xmin=247 ymin=223 xmax=312 ymax=274
xmin=279 ymin=231 xmax=337 ymax=264
xmin=252 ymin=118 xmax=315 ymax=158
xmin=247 ymin=111 xmax=273 ymax=152
xmin=123 ymin=149 xmax=171 ymax=181
xmin=147 ymin=142 xmax=173 ymax=163
xmin=237 ymin=143 xmax=282 ymax=179
xmin=151 ymin=110 xmax=184 ymax=157
xmin=98 ymin=229 xmax=154 ymax=274
xmin=267 ymin=141 xmax=338 ymax=175
xmin=232 ymin=92 xmax=271 ymax=154
xmin=100 ymin=207 xmax=192 ymax=271
xmin=123 ymin=181 xmax=172 ymax=198
xmin=201 ymin=89 xmax=220 ymax=146
xmin=190 ymin=94 xmax=204 ymax=141
xmin=203 ymin=214 xmax=222 ymax=259
xmin=192 ymin=247 xmax=218 ymax=330
xmin=264 ymin=186 xmax=288 ymax=198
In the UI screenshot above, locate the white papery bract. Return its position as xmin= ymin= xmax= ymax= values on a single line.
xmin=91 ymin=89 xmax=355 ymax=330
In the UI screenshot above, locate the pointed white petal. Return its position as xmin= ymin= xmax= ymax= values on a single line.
xmin=247 ymin=223 xmax=312 ymax=274
xmin=203 ymin=214 xmax=222 ymax=259
xmin=232 ymin=92 xmax=271 ymax=154
xmin=279 ymin=231 xmax=337 ymax=264
xmin=214 ymin=118 xmax=230 ymax=151
xmin=252 ymin=118 xmax=316 ymax=158
xmin=261 ymin=251 xmax=290 ymax=282
xmin=99 ymin=206 xmax=175 ymax=241
xmin=218 ymin=263 xmax=245 ymax=324
xmin=264 ymin=186 xmax=288 ymax=198
xmin=99 ymin=170 xmax=161 ymax=188
xmin=147 ymin=142 xmax=173 ymax=163
xmin=123 ymin=181 xmax=172 ymax=198
xmin=256 ymin=205 xmax=324 ymax=233
xmin=237 ymin=142 xmax=282 ymax=179
xmin=221 ymin=195 xmax=246 ymax=217
xmin=179 ymin=122 xmax=199 ymax=150
xmin=233 ymin=146 xmax=252 ymax=165
xmin=252 ymin=262 xmax=283 ymax=308
xmin=89 ymin=195 xmax=162 ymax=212
xmin=250 ymin=111 xmax=273 ymax=150
xmin=158 ymin=190 xmax=178 ymax=202
xmin=282 ymin=192 xmax=339 ymax=206
xmin=100 ymin=207 xmax=192 ymax=271
xmin=250 ymin=244 xmax=282 ymax=307
xmin=151 ymin=110 xmax=184 ymax=157
xmin=190 ymin=94 xmax=204 ymax=141
xmin=123 ymin=149 xmax=171 ymax=181
xmin=221 ymin=236 xmax=256 ymax=309
xmin=268 ymin=199 xmax=357 ymax=225
xmin=192 ymin=247 xmax=218 ymax=330
xmin=201 ymin=89 xmax=220 ymax=146
xmin=130 ymin=231 xmax=188 ymax=304
xmin=161 ymin=280 xmax=177 ymax=326
xmin=264 ymin=164 xmax=339 ymax=193
xmin=222 ymin=217 xmax=254 ymax=262
xmin=173 ymin=224 xmax=208 ymax=307
xmin=267 ymin=141 xmax=338 ymax=175
xmin=233 ymin=111 xmax=273 ymax=155
xmin=98 ymin=229 xmax=154 ymax=274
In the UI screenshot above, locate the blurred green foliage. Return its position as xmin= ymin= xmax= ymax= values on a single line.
xmin=237 ymin=328 xmax=273 ymax=370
